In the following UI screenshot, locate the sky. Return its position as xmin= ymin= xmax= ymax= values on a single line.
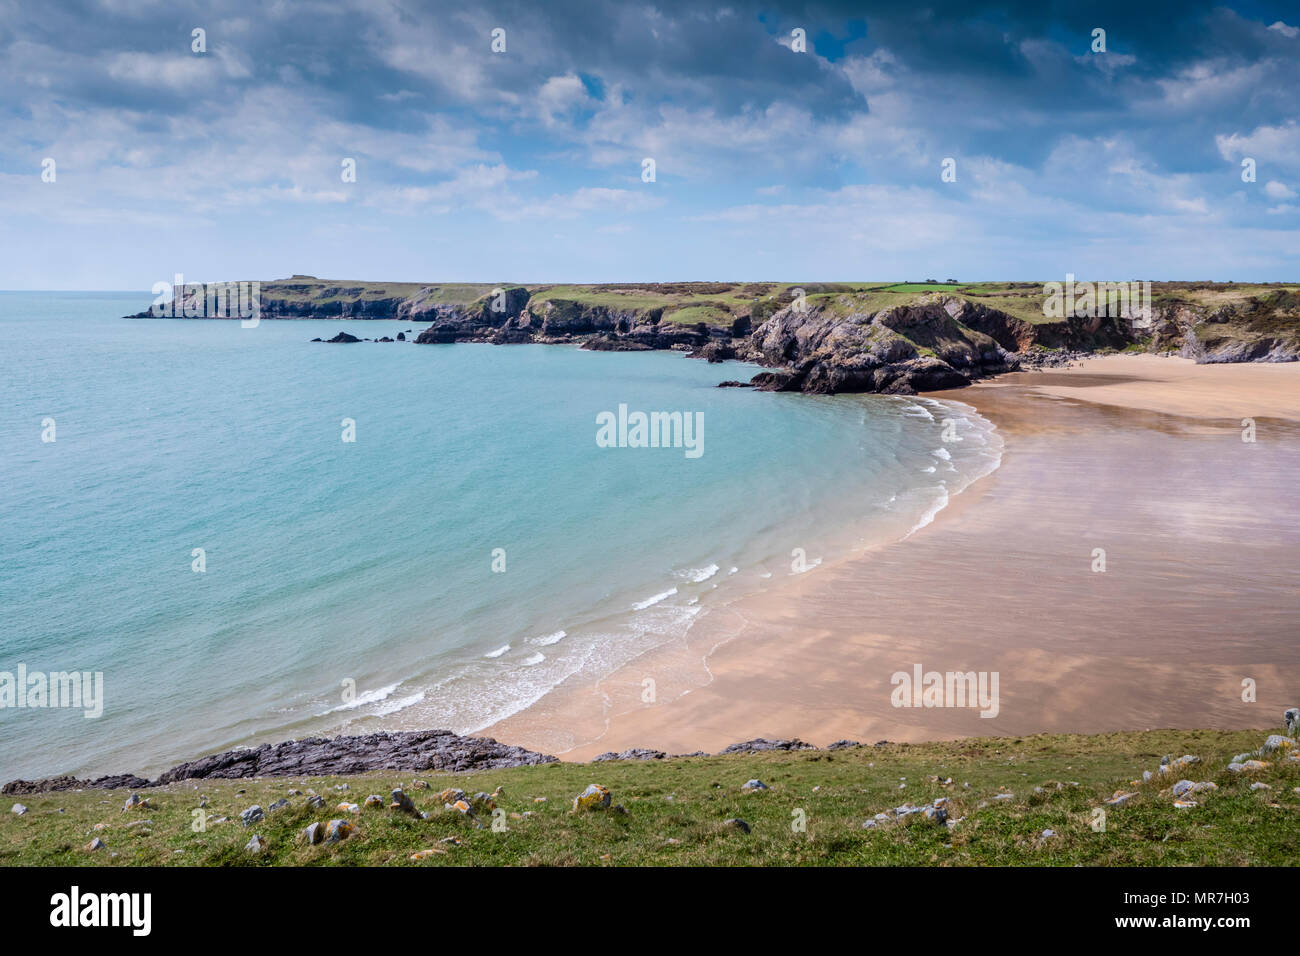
xmin=1 ymin=0 xmax=1298 ymax=288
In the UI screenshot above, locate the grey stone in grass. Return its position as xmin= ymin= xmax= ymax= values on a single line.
xmin=741 ymin=779 xmax=769 ymax=792
xmin=267 ymin=798 xmax=290 ymax=812
xmin=301 ymin=822 xmax=323 ymax=845
xmin=244 ymin=834 xmax=266 ymax=853
xmin=1172 ymin=780 xmax=1196 ymax=797
xmin=1285 ymin=707 xmax=1299 ymax=735
xmin=11 ymin=804 xmax=26 ymax=815
xmin=239 ymin=805 xmax=264 ymax=826
xmin=306 ymin=795 xmax=325 ymax=809
xmin=1260 ymin=734 xmax=1291 ymax=754
xmin=1228 ymin=760 xmax=1268 ymax=773
xmin=724 ymin=818 xmax=751 ymax=834
xmin=325 ymin=819 xmax=353 ymax=842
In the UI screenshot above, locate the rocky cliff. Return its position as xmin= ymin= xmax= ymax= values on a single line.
xmin=129 ymin=279 xmax=1300 ymax=396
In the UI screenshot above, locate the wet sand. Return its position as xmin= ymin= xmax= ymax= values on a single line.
xmin=485 ymin=355 xmax=1300 ymax=758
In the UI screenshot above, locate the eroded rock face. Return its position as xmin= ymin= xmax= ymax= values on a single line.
xmin=401 ymin=288 xmax=1298 ymax=393
xmin=743 ymin=297 xmax=1018 ymax=395
xmin=156 ymin=730 xmax=556 ymax=783
xmin=3 ymin=730 xmax=556 ymax=793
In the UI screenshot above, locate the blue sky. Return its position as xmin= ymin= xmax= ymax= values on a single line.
xmin=2 ymin=0 xmax=1299 ymax=288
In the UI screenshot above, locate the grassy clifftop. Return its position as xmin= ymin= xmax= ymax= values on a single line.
xmin=5 ymin=727 xmax=1297 ymax=867
xmin=240 ymin=277 xmax=1300 ymax=324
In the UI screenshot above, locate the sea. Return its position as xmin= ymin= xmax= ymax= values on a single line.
xmin=0 ymin=291 xmax=1002 ymax=780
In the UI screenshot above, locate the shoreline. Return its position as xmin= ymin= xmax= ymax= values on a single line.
xmin=482 ymin=354 xmax=1300 ymax=760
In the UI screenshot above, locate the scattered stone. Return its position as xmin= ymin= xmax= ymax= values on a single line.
xmin=413 ymin=779 xmax=429 ymax=790
xmin=244 ymin=834 xmax=266 ymax=854
xmin=1228 ymin=760 xmax=1268 ymax=773
xmin=390 ymin=788 xmax=419 ymax=815
xmin=1285 ymin=707 xmax=1299 ymax=735
xmin=992 ymin=793 xmax=1015 ymax=801
xmin=1172 ymin=780 xmax=1196 ymax=798
xmin=364 ymin=794 xmax=384 ymax=808
xmin=1260 ymin=734 xmax=1294 ymax=754
xmin=1041 ymin=829 xmax=1057 ymax=839
xmin=923 ymin=805 xmax=948 ymax=825
xmin=11 ymin=804 xmax=27 ymax=815
xmin=1192 ymin=781 xmax=1218 ymax=793
xmin=723 ymin=818 xmax=751 ymax=834
xmin=409 ymin=848 xmax=445 ymax=860
xmin=861 ymin=818 xmax=878 ymax=829
xmin=122 ymin=792 xmax=148 ymax=812
xmin=301 ymin=822 xmax=324 ymax=845
xmin=434 ymin=787 xmax=465 ymax=805
xmin=825 ymin=740 xmax=861 ymax=750
xmin=337 ymin=802 xmax=360 ymax=814
xmin=306 ymin=795 xmax=325 ymax=808
xmin=1105 ymin=791 xmax=1136 ymax=807
xmin=325 ymin=819 xmax=353 ymax=843
xmin=573 ymin=784 xmax=611 ymax=812
xmin=239 ymin=805 xmax=264 ymax=826
xmin=1173 ymin=799 xmax=1198 ymax=809
xmin=1250 ymin=782 xmax=1272 ymax=791
xmin=84 ymin=838 xmax=106 ymax=852
xmin=741 ymin=779 xmax=769 ymax=793
xmin=267 ymin=798 xmax=290 ymax=812
xmin=440 ymin=836 xmax=461 ymax=846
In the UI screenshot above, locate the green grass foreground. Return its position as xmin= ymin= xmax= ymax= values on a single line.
xmin=4 ymin=728 xmax=1297 ymax=866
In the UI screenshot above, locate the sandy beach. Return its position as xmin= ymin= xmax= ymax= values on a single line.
xmin=485 ymin=354 xmax=1300 ymax=758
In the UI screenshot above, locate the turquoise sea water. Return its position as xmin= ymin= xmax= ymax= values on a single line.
xmin=0 ymin=292 xmax=1001 ymax=780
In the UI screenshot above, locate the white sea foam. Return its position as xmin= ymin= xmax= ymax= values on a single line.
xmin=484 ymin=644 xmax=510 ymax=658
xmin=933 ymin=447 xmax=952 ymax=460
xmin=528 ymin=630 xmax=567 ymax=646
xmin=521 ymin=652 xmax=546 ymax=666
xmin=905 ymin=485 xmax=951 ymax=538
xmin=631 ymin=587 xmax=677 ymax=610
xmin=678 ymin=563 xmax=719 ymax=583
xmin=316 ymin=681 xmax=400 ymax=716
xmin=372 ymin=691 xmax=426 ymax=717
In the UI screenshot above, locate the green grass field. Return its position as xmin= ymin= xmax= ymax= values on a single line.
xmin=5 ymin=727 xmax=1296 ymax=867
